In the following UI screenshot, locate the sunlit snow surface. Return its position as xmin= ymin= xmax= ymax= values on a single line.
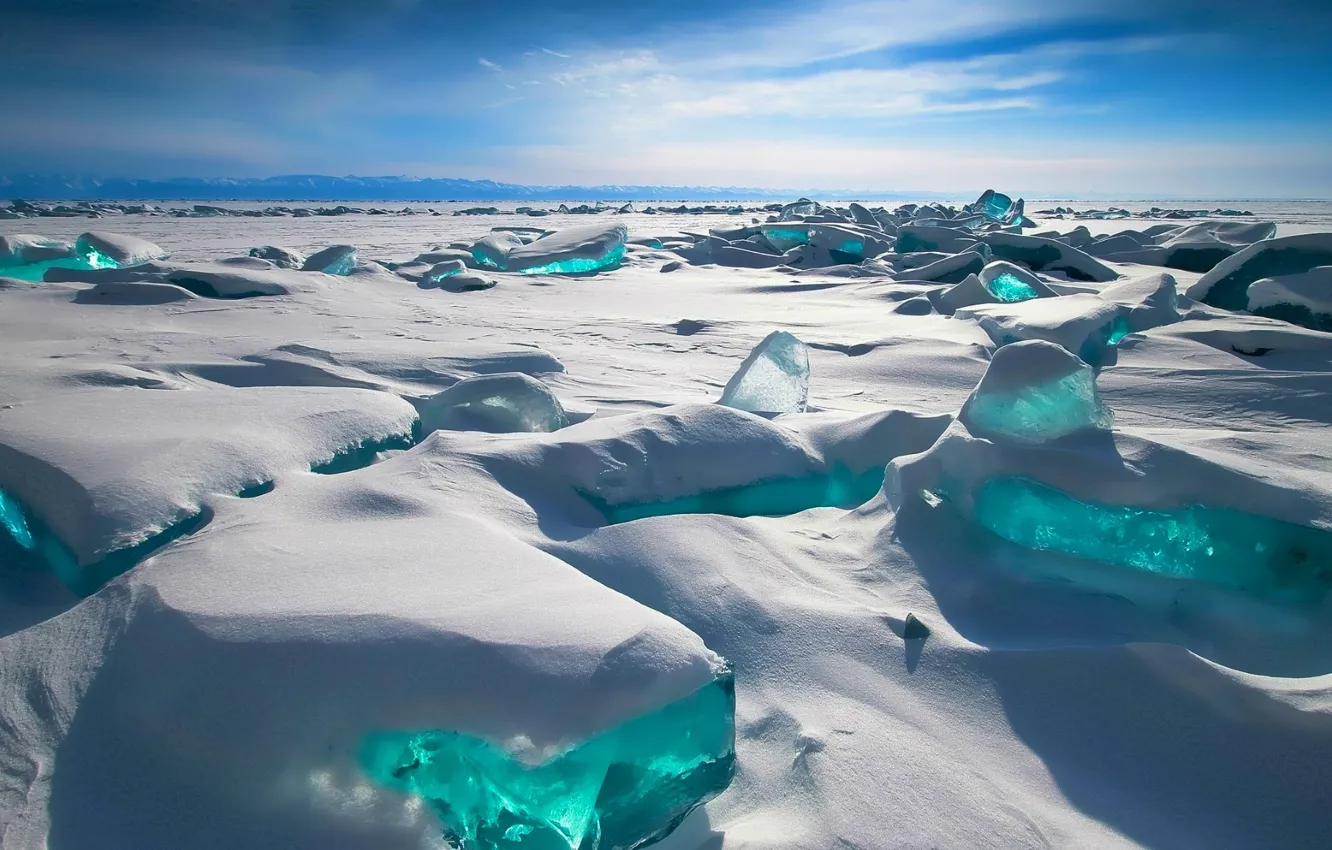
xmin=4 ymin=200 xmax=1332 ymax=850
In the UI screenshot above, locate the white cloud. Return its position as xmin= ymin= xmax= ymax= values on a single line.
xmin=493 ymin=138 xmax=1332 ymax=197
xmin=478 ymin=58 xmax=502 ymax=71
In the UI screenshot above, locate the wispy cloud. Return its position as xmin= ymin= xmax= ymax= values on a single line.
xmin=478 ymin=58 xmax=502 ymax=71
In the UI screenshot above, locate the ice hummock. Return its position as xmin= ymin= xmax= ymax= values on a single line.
xmin=364 ymin=673 xmax=735 ymax=850
xmin=718 ymin=331 xmax=810 ymax=414
xmin=302 ymin=244 xmax=358 ymax=275
xmin=75 ymin=231 xmax=168 ymax=269
xmin=506 ymin=223 xmax=629 ymax=275
xmin=955 ymin=294 xmax=1131 ymax=368
xmin=1247 ymin=266 xmax=1332 ymax=332
xmin=960 ymin=340 xmax=1113 ymax=444
xmin=1186 ymin=232 xmax=1332 ymax=311
xmin=248 ymin=245 xmax=307 ymax=269
xmin=0 ymin=234 xmax=75 ymax=268
xmin=978 ymin=261 xmax=1053 ymax=303
xmin=417 ymin=373 xmax=569 ymax=434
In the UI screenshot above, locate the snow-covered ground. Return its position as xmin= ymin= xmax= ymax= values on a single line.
xmin=2 ymin=199 xmax=1331 ymax=849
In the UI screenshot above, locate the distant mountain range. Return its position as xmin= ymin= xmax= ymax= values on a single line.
xmin=0 ymin=174 xmax=956 ymax=203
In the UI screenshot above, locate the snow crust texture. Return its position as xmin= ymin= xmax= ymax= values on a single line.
xmin=2 ymin=195 xmax=1332 ymax=850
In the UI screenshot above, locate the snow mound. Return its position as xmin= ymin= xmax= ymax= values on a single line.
xmin=1098 ymin=271 xmax=1180 ymax=332
xmin=417 ymin=373 xmax=569 ymax=434
xmin=248 ymin=245 xmax=307 ymax=269
xmin=75 ymin=281 xmax=200 ymax=305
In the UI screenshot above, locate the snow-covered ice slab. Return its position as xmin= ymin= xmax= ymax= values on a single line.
xmin=978 ymin=261 xmax=1056 ymax=303
xmin=1187 ymin=232 xmax=1332 ymax=311
xmin=1246 ymin=266 xmax=1332 ymax=332
xmin=302 ymin=244 xmax=358 ymax=275
xmin=955 ymin=294 xmax=1131 ymax=367
xmin=0 ymin=385 xmax=418 ymax=592
xmin=75 ymin=231 xmax=167 ymax=268
xmin=44 ymin=258 xmax=306 ymax=298
xmin=0 ymin=441 xmax=728 ymax=848
xmin=505 ymin=223 xmax=629 ymax=274
xmin=983 ymin=232 xmax=1119 ymax=282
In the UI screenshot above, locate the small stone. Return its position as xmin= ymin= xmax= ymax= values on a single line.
xmin=903 ymin=613 xmax=930 ymax=640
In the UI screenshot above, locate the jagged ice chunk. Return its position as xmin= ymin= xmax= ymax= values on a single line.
xmin=960 ymin=340 xmax=1113 ymax=444
xmin=718 ymin=331 xmax=810 ymax=415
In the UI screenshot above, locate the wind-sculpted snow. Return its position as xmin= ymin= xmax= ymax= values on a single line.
xmin=0 ymin=386 xmax=418 ymax=593
xmin=2 ymin=201 xmax=1332 ymax=850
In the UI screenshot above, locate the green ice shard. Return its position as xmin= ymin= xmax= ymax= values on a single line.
xmin=1104 ymin=315 xmax=1132 ymax=345
xmin=974 ymin=476 xmax=1332 ymax=603
xmin=363 ymin=673 xmax=736 ymax=850
xmin=518 ymin=244 xmax=626 ymax=275
xmin=963 ymin=360 xmax=1112 ymax=444
xmin=985 ymin=272 xmax=1039 ymax=303
xmin=0 ymin=489 xmax=35 ymax=550
xmin=760 ymin=227 xmax=811 ymax=252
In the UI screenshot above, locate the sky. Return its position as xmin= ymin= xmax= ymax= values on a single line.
xmin=2 ymin=0 xmax=1331 ymax=196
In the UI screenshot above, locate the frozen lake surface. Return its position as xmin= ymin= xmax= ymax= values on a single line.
xmin=2 ymin=196 xmax=1331 ymax=849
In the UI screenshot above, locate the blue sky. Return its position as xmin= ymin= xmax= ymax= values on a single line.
xmin=2 ymin=0 xmax=1330 ymax=196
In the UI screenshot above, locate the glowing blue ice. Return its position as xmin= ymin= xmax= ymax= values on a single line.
xmin=302 ymin=245 xmax=358 ymax=275
xmin=960 ymin=340 xmax=1113 ymax=444
xmin=761 ymin=227 xmax=811 ymax=252
xmin=362 ymin=674 xmax=736 ymax=850
xmin=0 ymin=489 xmax=35 ymax=550
xmin=974 ymin=476 xmax=1332 ymax=603
xmin=1105 ymin=316 xmax=1132 ymax=345
xmin=518 ymin=243 xmax=626 ymax=275
xmin=986 ymin=273 xmax=1039 ymax=303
